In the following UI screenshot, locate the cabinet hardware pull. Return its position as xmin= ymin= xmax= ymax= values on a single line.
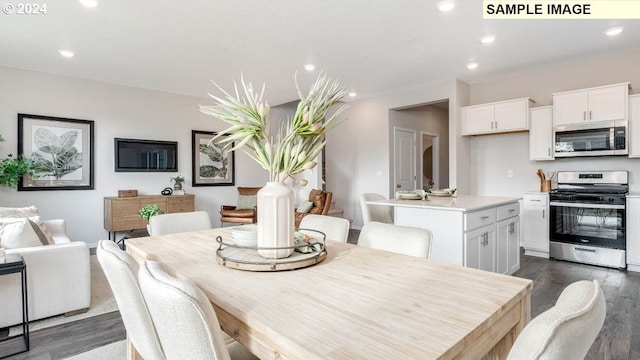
xmin=542 ymin=209 xmax=545 ymax=219
xmin=589 ymin=110 xmax=592 ymax=120
xmin=530 ymin=199 xmax=541 ymax=202
xmin=509 ymin=209 xmax=515 ymax=213
xmin=548 ymin=148 xmax=551 ymax=157
xmin=583 ymin=111 xmax=586 ymax=121
xmin=481 ymin=216 xmax=490 ymax=220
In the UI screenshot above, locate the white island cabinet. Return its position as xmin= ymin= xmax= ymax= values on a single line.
xmin=368 ymin=195 xmax=521 ymax=274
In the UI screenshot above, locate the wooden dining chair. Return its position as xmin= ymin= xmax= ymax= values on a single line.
xmin=357 ymin=221 xmax=432 ymax=258
xmin=96 ymin=240 xmax=165 ymax=360
xmin=148 ymin=211 xmax=212 ymax=236
xmin=360 ymin=193 xmax=393 ymax=224
xmin=299 ymin=214 xmax=351 ymax=242
xmin=507 ymin=280 xmax=606 ymax=360
xmin=138 ymin=261 xmax=258 ymax=360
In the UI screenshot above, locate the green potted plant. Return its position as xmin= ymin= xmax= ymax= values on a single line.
xmin=139 ymin=204 xmax=164 ymax=235
xmin=0 ymin=133 xmax=37 ymax=188
xmin=170 ymin=175 xmax=185 ymax=190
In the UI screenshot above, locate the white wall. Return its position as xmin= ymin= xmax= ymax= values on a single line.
xmin=467 ymin=46 xmax=640 ymax=196
xmin=327 ymin=79 xmax=469 ymax=228
xmin=0 ymin=66 xmax=268 ymax=247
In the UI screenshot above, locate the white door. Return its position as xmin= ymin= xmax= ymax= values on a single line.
xmin=394 ymin=128 xmax=416 ymax=192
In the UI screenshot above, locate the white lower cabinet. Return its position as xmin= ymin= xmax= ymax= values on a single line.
xmin=497 ymin=217 xmax=520 ymax=274
xmin=464 ymin=224 xmax=496 ymax=272
xmin=626 ymin=197 xmax=640 ymax=271
xmin=522 ymin=193 xmax=549 ymax=258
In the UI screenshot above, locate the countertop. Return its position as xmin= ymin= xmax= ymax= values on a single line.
xmin=367 ymin=195 xmax=521 ymax=213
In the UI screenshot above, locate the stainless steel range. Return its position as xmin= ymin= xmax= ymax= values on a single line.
xmin=549 ymin=170 xmax=628 ymax=269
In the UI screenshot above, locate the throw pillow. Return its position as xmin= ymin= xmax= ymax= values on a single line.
xmin=0 ymin=218 xmax=44 ymax=249
xmin=297 ymin=200 xmax=314 ymax=213
xmin=0 ymin=205 xmax=39 ymax=218
xmin=29 ymin=219 xmax=51 ymax=245
xmin=236 ymin=195 xmax=257 ymax=210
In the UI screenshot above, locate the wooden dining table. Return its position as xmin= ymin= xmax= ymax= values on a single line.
xmin=126 ymin=227 xmax=532 ymax=360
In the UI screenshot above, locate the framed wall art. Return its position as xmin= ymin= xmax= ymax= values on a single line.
xmin=18 ymin=113 xmax=94 ymax=191
xmin=192 ymin=130 xmax=235 ymax=186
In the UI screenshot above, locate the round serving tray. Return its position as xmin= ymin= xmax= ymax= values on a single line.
xmin=215 ymin=229 xmax=327 ymax=272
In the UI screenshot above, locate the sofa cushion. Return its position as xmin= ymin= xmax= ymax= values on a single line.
xmin=0 ymin=205 xmax=39 ymax=218
xmin=0 ymin=217 xmax=44 ymax=249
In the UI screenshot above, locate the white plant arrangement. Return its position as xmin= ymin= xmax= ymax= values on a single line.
xmin=199 ymin=73 xmax=348 ymax=183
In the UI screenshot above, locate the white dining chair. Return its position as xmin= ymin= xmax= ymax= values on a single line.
xmin=148 ymin=211 xmax=212 ymax=236
xmin=507 ymin=279 xmax=606 ymax=360
xmin=299 ymin=214 xmax=351 ymax=242
xmin=96 ymin=240 xmax=166 ymax=360
xmin=360 ymin=193 xmax=393 ymax=224
xmin=357 ymin=221 xmax=432 ymax=258
xmin=138 ymin=261 xmax=258 ymax=360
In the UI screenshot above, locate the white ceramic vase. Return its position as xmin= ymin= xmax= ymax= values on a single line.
xmin=257 ymin=181 xmax=295 ymax=259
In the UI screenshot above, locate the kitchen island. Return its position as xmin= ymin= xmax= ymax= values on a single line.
xmin=367 ymin=195 xmax=521 ymax=274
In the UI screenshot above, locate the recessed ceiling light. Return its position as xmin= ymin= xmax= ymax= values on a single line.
xmin=79 ymin=0 xmax=98 ymax=8
xmin=605 ymin=26 xmax=623 ymax=37
xmin=437 ymin=1 xmax=455 ymax=12
xmin=480 ymin=35 xmax=495 ymax=44
xmin=466 ymin=62 xmax=478 ymax=70
xmin=304 ymin=64 xmax=315 ymax=72
xmin=348 ymin=92 xmax=357 ymax=98
xmin=58 ymin=49 xmax=75 ymax=58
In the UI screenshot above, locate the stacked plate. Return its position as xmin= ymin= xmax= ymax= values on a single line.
xmin=396 ymin=190 xmax=424 ymax=200
xmin=428 ymin=188 xmax=456 ymax=197
xmin=231 ymin=224 xmax=258 ymax=247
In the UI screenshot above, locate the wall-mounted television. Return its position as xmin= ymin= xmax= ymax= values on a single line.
xmin=114 ymin=138 xmax=178 ymax=172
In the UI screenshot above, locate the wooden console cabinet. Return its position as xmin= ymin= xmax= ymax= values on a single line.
xmin=104 ymin=195 xmax=195 ymax=235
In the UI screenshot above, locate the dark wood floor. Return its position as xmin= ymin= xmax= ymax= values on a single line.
xmin=2 ymin=232 xmax=638 ymax=359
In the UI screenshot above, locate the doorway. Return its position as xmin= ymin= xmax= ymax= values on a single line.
xmin=389 ymin=100 xmax=449 ymax=195
xmin=393 ymin=127 xmax=417 ymax=192
xmin=422 ymin=132 xmax=439 ymax=190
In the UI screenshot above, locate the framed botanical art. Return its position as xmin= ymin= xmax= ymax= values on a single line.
xmin=192 ymin=130 xmax=235 ymax=186
xmin=18 ymin=113 xmax=94 ymax=191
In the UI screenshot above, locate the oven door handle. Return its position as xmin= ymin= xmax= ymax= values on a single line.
xmin=549 ymin=201 xmax=625 ymax=210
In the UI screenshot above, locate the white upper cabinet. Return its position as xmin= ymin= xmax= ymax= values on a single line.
xmin=629 ymin=95 xmax=640 ymax=158
xmin=553 ymin=83 xmax=629 ymax=126
xmin=462 ymin=98 xmax=530 ymax=136
xmin=529 ymin=106 xmax=554 ymax=161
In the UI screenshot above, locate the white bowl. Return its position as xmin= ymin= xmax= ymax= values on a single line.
xmin=232 ymin=225 xmax=258 ymax=247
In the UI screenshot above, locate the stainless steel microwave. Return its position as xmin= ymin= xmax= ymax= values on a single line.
xmin=554 ymin=120 xmax=627 ymax=157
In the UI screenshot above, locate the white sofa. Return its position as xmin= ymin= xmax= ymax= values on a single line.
xmin=0 ymin=216 xmax=91 ymax=328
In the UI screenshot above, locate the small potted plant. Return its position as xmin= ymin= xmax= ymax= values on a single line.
xmin=0 ymin=133 xmax=37 ymax=188
xmin=139 ymin=204 xmax=164 ymax=235
xmin=170 ymin=175 xmax=185 ymax=190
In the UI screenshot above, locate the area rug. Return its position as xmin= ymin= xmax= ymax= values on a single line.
xmin=9 ymin=254 xmax=118 ymax=335
xmin=62 ymin=340 xmax=126 ymax=360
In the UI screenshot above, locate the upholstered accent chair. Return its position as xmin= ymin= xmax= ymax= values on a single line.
xmin=149 ymin=211 xmax=212 ymax=236
xmin=360 ymin=193 xmax=393 ymax=224
xmin=299 ymin=214 xmax=350 ymax=242
xmin=96 ymin=240 xmax=165 ymax=360
xmin=294 ymin=189 xmax=333 ymax=228
xmin=507 ymin=280 xmax=606 ymax=360
xmin=138 ymin=261 xmax=258 ymax=360
xmin=358 ymin=221 xmax=432 ymax=259
xmin=220 ymin=187 xmax=262 ymax=225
